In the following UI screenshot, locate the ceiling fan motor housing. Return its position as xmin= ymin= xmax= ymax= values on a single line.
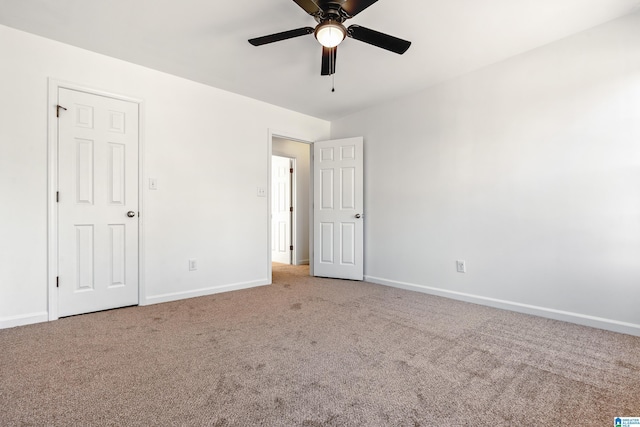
xmin=312 ymin=2 xmax=349 ymax=23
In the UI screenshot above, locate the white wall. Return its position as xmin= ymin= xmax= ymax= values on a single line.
xmin=0 ymin=25 xmax=330 ymax=328
xmin=272 ymin=138 xmax=311 ymax=265
xmin=331 ymin=12 xmax=640 ymax=335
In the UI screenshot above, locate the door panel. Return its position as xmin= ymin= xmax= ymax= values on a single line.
xmin=75 ymin=225 xmax=95 ymax=290
xmin=313 ymin=137 xmax=363 ymax=280
xmin=109 ymin=224 xmax=126 ymax=287
xmin=76 ymin=139 xmax=94 ymax=204
xmin=58 ymin=88 xmax=139 ymax=317
xmin=108 ymin=143 xmax=126 ymax=205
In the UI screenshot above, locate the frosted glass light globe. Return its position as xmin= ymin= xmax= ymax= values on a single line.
xmin=315 ymin=22 xmax=346 ymax=48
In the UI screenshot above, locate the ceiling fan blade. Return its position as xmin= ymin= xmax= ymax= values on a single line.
xmin=341 ymin=0 xmax=378 ymax=17
xmin=321 ymin=46 xmax=337 ymax=75
xmin=292 ymin=0 xmax=321 ymax=15
xmin=347 ymin=24 xmax=411 ymax=54
xmin=248 ymin=27 xmax=315 ymax=46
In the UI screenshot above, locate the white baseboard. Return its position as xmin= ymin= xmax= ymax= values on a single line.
xmin=296 ymin=259 xmax=310 ymax=265
xmin=142 ymin=279 xmax=270 ymax=306
xmin=0 ymin=312 xmax=49 ymax=330
xmin=365 ymin=275 xmax=640 ymax=337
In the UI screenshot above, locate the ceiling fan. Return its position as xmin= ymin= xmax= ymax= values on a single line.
xmin=248 ymin=0 xmax=411 ymax=76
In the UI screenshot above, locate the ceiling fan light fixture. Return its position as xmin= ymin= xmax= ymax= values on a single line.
xmin=315 ymin=21 xmax=346 ymax=48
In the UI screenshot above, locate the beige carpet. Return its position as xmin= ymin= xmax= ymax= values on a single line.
xmin=1 ymin=264 xmax=639 ymax=426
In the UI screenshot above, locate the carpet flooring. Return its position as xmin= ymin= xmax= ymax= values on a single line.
xmin=1 ymin=263 xmax=639 ymax=426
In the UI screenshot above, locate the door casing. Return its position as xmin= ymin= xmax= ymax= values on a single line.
xmin=47 ymin=79 xmax=145 ymax=321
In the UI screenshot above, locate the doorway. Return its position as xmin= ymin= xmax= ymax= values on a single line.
xmin=268 ymin=134 xmax=364 ymax=282
xmin=271 ymin=137 xmax=311 ymax=268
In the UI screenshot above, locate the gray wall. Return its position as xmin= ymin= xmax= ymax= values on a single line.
xmin=331 ymin=12 xmax=640 ymax=335
xmin=0 ymin=24 xmax=329 ymax=328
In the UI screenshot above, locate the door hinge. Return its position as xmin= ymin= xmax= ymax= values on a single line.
xmin=56 ymin=276 xmax=59 ymax=288
xmin=56 ymin=105 xmax=67 ymax=118
xmin=56 ymin=191 xmax=59 ymax=203
xmin=289 ymin=207 xmax=293 ymax=212
xmin=290 ymin=168 xmax=293 ymax=174
xmin=290 ymin=245 xmax=294 ymax=251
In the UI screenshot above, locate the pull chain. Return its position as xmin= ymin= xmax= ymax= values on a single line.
xmin=331 ymin=48 xmax=336 ymax=92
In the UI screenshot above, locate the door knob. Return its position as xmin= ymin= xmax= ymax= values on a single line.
xmin=355 ymin=213 xmax=361 ymax=219
xmin=127 ymin=211 xmax=136 ymax=218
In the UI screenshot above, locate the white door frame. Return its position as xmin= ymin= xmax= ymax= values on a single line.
xmin=288 ymin=158 xmax=296 ymax=264
xmin=47 ymin=79 xmax=145 ymax=320
xmin=267 ymin=129 xmax=314 ymax=281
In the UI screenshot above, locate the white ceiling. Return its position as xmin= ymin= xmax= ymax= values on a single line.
xmin=1 ymin=0 xmax=639 ymax=120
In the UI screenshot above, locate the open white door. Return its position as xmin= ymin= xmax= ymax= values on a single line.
xmin=271 ymin=155 xmax=292 ymax=264
xmin=313 ymin=137 xmax=363 ymax=280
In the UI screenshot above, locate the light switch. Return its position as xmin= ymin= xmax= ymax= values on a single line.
xmin=149 ymin=178 xmax=158 ymax=190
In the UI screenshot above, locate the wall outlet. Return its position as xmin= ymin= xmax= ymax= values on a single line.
xmin=189 ymin=259 xmax=197 ymax=271
xmin=456 ymin=260 xmax=466 ymax=273
xmin=257 ymin=186 xmax=267 ymax=197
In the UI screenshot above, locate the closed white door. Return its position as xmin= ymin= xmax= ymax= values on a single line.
xmin=57 ymin=88 xmax=139 ymax=317
xmin=313 ymin=137 xmax=364 ymax=280
xmin=272 ymin=155 xmax=292 ymax=264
